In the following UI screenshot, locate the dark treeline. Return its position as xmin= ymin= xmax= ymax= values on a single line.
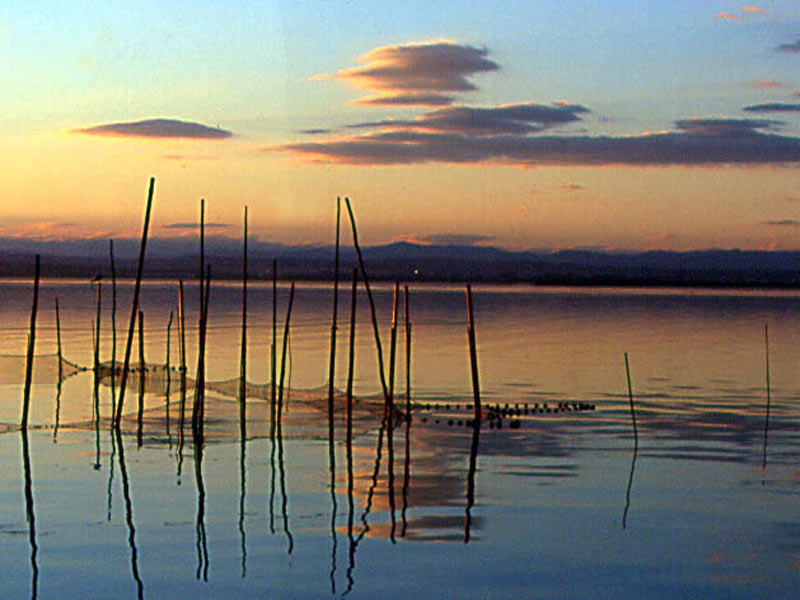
xmin=3 ymin=242 xmax=800 ymax=288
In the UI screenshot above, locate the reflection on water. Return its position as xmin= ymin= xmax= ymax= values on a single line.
xmin=1 ymin=282 xmax=800 ymax=597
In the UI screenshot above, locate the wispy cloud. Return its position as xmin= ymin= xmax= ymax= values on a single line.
xmin=750 ymin=79 xmax=784 ymax=89
xmin=741 ymin=6 xmax=767 ymax=14
xmin=714 ymin=12 xmax=739 ymax=20
xmin=316 ymin=40 xmax=499 ymax=106
xmin=73 ymin=118 xmax=233 ymax=139
xmin=269 ymin=118 xmax=800 ymax=167
xmin=162 ymin=222 xmax=231 ymax=230
xmin=559 ymin=183 xmax=585 ymax=191
xmin=776 ymin=39 xmax=800 ymax=53
xmin=743 ymin=102 xmax=800 ymax=112
xmin=347 ymin=103 xmax=589 ymax=135
xmin=402 ymin=233 xmax=494 ymax=246
xmin=763 ymin=219 xmax=800 ymax=226
xmin=0 ymin=220 xmax=112 ymax=241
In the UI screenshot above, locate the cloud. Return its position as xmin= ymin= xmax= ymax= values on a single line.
xmin=73 ymin=118 xmax=233 ymax=139
xmin=559 ymin=183 xmax=585 ymax=191
xmin=743 ymin=103 xmax=800 ymax=112
xmin=268 ymin=117 xmax=800 ymax=167
xmin=763 ymin=219 xmax=800 ymax=226
xmin=674 ymin=118 xmax=781 ymax=134
xmin=320 ymin=40 xmax=499 ymax=106
xmin=714 ymin=12 xmax=739 ymax=20
xmin=412 ymin=233 xmax=494 ymax=246
xmin=750 ymin=79 xmax=784 ymax=89
xmin=162 ymin=222 xmax=231 ymax=230
xmin=741 ymin=6 xmax=767 ymax=14
xmin=355 ymin=92 xmax=457 ymax=107
xmin=347 ymin=103 xmax=589 ymax=136
xmin=776 ymin=39 xmax=800 ymax=53
xmin=299 ymin=128 xmax=334 ymax=135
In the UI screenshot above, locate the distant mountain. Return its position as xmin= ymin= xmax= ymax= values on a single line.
xmin=1 ymin=236 xmax=800 ymax=287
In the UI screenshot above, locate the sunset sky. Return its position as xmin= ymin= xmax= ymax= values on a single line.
xmin=3 ymin=1 xmax=800 ymax=251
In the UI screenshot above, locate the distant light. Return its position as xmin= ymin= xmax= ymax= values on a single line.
xmin=413 ymin=269 xmax=419 ymax=275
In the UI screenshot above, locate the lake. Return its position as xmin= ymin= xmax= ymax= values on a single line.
xmin=1 ymin=279 xmax=799 ymax=598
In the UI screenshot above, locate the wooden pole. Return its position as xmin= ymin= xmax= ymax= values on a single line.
xmin=465 ymin=285 xmax=481 ymax=423
xmin=387 ymin=281 xmax=400 ymax=414
xmin=270 ymin=259 xmax=277 ymax=437
xmin=54 ymin=297 xmax=63 ymax=383
xmin=177 ymin=280 xmax=187 ymax=460
xmin=763 ymin=323 xmax=771 ymax=469
xmin=624 ymin=352 xmax=638 ymax=445
xmin=327 ymin=197 xmax=341 ymax=425
xmin=343 ymin=197 xmax=389 ymax=403
xmin=193 ymin=266 xmax=211 ymax=440
xmin=93 ymin=280 xmax=102 ymax=383
xmin=239 ymin=206 xmax=248 ymax=428
xmin=345 ymin=267 xmax=357 ymax=541
xmin=137 ymin=309 xmax=145 ymax=446
xmin=114 ymin=177 xmax=155 ymax=429
xmin=404 ymin=285 xmax=411 ymax=415
xmin=21 ymin=254 xmax=41 ymax=430
xmin=109 ymin=239 xmax=117 ymax=415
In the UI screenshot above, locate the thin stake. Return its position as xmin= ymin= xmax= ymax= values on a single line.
xmin=110 ymin=239 xmax=117 ymax=416
xmin=270 ymin=259 xmax=278 ymax=435
xmin=401 ymin=285 xmax=411 ymax=537
xmin=177 ymin=280 xmax=187 ymax=474
xmin=343 ymin=197 xmax=389 ymax=403
xmin=388 ymin=281 xmax=399 ymax=412
xmin=115 ymin=177 xmax=155 ymax=429
xmin=239 ymin=206 xmax=249 ymax=428
xmin=54 ymin=297 xmax=63 ymax=383
xmin=21 ymin=254 xmax=41 ymax=430
xmin=465 ymin=285 xmax=481 ymax=423
xmin=763 ymin=323 xmax=771 ymax=469
xmin=137 ymin=309 xmax=145 ymax=446
xmin=326 ymin=197 xmax=341 ymax=594
xmin=624 ymin=352 xmax=638 ymax=445
xmin=165 ymin=310 xmax=174 ymax=446
xmin=93 ymin=279 xmax=102 ymax=382
xmin=193 ymin=266 xmax=211 ymax=440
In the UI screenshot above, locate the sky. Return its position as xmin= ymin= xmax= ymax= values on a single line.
xmin=2 ymin=0 xmax=800 ymax=251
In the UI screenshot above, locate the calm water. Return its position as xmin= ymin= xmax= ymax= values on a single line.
xmin=1 ymin=279 xmax=799 ymax=598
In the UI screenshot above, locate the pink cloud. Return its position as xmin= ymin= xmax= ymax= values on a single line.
xmin=318 ymin=40 xmax=499 ymax=106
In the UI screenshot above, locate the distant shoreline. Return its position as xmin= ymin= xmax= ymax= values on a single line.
xmin=2 ymin=241 xmax=800 ymax=289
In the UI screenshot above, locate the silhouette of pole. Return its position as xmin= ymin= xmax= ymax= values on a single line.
xmin=114 ymin=177 xmax=155 ymax=429
xmin=21 ymin=254 xmax=41 ymax=430
xmin=465 ymin=285 xmax=481 ymax=423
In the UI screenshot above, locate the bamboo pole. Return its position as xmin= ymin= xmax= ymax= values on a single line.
xmin=326 ymin=198 xmax=341 ymax=594
xmin=110 ymin=239 xmax=117 ymax=415
xmin=193 ymin=266 xmax=211 ymax=440
xmin=327 ymin=197 xmax=341 ymax=427
xmin=401 ymin=285 xmax=411 ymax=537
xmin=93 ymin=279 xmax=102 ymax=383
xmin=343 ymin=197 xmax=389 ymax=403
xmin=165 ymin=310 xmax=173 ymax=445
xmin=54 ymin=297 xmax=63 ymax=383
xmin=465 ymin=285 xmax=481 ymax=423
xmin=239 ymin=206 xmax=248 ymax=428
xmin=177 ymin=280 xmax=187 ymax=471
xmin=346 ymin=267 xmax=357 ymax=528
xmin=114 ymin=177 xmax=155 ymax=429
xmin=624 ymin=352 xmax=638 ymax=445
xmin=21 ymin=254 xmax=41 ymax=430
xmin=270 ymin=259 xmax=278 ymax=437
xmin=387 ymin=281 xmax=399 ymax=413
xmin=763 ymin=323 xmax=771 ymax=469
xmin=137 ymin=309 xmax=145 ymax=446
